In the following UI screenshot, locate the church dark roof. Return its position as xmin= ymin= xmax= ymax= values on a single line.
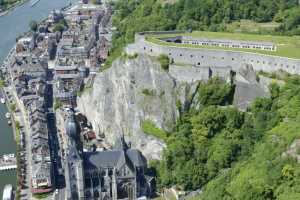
xmin=126 ymin=149 xmax=147 ymax=168
xmin=83 ymin=148 xmax=146 ymax=170
xmin=83 ymin=151 xmax=125 ymax=170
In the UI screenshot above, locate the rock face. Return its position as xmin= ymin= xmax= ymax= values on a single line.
xmin=77 ymin=55 xmax=269 ymax=160
xmin=78 ymin=55 xmax=186 ymax=160
xmin=233 ymin=64 xmax=270 ymax=110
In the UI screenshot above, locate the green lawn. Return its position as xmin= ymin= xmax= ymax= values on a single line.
xmin=146 ymin=31 xmax=300 ymax=59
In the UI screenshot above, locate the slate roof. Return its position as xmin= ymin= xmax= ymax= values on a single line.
xmin=83 ymin=151 xmax=125 ymax=170
xmin=126 ymin=149 xmax=147 ymax=168
xmin=83 ymin=148 xmax=146 ymax=170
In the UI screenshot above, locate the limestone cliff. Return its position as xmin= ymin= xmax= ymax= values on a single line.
xmin=77 ymin=55 xmax=268 ymax=160
xmin=77 ymin=55 xmax=197 ymax=160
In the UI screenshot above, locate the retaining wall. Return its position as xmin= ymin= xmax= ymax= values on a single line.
xmin=126 ymin=34 xmax=300 ymax=74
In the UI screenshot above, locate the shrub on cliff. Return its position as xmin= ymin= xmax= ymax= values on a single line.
xmin=158 ymin=54 xmax=170 ymax=71
xmin=141 ymin=120 xmax=168 ymax=141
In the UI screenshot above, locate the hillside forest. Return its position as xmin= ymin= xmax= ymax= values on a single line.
xmin=109 ymin=0 xmax=300 ymax=199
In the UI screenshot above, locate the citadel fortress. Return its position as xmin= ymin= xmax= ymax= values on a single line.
xmin=126 ymin=31 xmax=300 ymax=75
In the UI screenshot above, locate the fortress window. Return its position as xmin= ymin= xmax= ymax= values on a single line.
xmin=197 ymin=62 xmax=200 ymax=66
xmin=201 ymin=56 xmax=204 ymax=58
xmin=144 ymin=47 xmax=146 ymax=50
xmin=150 ymin=49 xmax=153 ymax=52
xmin=232 ymin=58 xmax=235 ymax=61
xmin=222 ymin=57 xmax=225 ymax=60
xmin=190 ymin=55 xmax=194 ymax=58
xmin=169 ymin=53 xmax=172 ymax=56
xmin=180 ymin=54 xmax=182 ymax=56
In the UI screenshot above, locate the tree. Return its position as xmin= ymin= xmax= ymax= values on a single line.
xmin=198 ymin=77 xmax=234 ymax=106
xmin=29 ymin=20 xmax=38 ymax=32
xmin=0 ymin=79 xmax=5 ymax=88
xmin=191 ymin=106 xmax=226 ymax=140
xmin=53 ymin=19 xmax=67 ymax=33
xmin=53 ymin=23 xmax=65 ymax=33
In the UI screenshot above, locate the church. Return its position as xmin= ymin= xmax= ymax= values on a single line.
xmin=64 ymin=108 xmax=154 ymax=200
xmin=83 ymin=138 xmax=153 ymax=200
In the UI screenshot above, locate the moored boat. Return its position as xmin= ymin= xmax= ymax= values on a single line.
xmin=5 ymin=112 xmax=10 ymax=119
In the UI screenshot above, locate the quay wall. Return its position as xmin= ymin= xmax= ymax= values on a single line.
xmin=126 ymin=34 xmax=300 ymax=74
xmin=0 ymin=165 xmax=17 ymax=171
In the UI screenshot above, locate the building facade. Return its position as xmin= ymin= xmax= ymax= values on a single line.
xmin=163 ymin=36 xmax=277 ymax=51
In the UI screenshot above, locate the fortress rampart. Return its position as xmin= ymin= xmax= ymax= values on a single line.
xmin=126 ymin=32 xmax=300 ymax=74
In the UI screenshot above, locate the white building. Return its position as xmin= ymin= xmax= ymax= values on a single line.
xmin=2 ymin=184 xmax=13 ymax=200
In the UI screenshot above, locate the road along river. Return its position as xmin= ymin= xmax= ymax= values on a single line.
xmin=0 ymin=0 xmax=76 ymax=197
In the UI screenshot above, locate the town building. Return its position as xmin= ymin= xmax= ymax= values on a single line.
xmin=28 ymin=100 xmax=53 ymax=194
xmin=53 ymin=64 xmax=88 ymax=106
xmin=2 ymin=184 xmax=13 ymax=200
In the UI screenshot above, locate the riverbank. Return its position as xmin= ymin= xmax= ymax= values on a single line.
xmin=0 ymin=103 xmax=16 ymax=199
xmin=0 ymin=0 xmax=30 ymax=17
xmin=0 ymin=1 xmax=78 ymax=198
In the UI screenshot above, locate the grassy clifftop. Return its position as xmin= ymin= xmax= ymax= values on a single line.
xmin=146 ymin=31 xmax=300 ymax=59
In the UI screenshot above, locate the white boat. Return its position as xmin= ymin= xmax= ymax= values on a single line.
xmin=0 ymin=98 xmax=5 ymax=104
xmin=2 ymin=184 xmax=13 ymax=200
xmin=5 ymin=112 xmax=11 ymax=119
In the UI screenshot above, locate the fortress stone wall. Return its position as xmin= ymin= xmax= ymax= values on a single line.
xmin=126 ymin=33 xmax=300 ymax=75
xmin=169 ymin=65 xmax=232 ymax=83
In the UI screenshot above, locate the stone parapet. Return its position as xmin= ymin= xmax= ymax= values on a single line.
xmin=127 ymin=33 xmax=300 ymax=74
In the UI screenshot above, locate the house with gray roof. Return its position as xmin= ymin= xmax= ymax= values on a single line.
xmin=28 ymin=99 xmax=53 ymax=194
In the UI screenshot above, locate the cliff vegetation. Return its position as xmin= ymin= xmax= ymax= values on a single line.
xmin=151 ymin=74 xmax=300 ymax=199
xmin=95 ymin=0 xmax=300 ymax=199
xmin=109 ymin=0 xmax=300 ymax=55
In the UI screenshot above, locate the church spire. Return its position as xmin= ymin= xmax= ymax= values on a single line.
xmin=114 ymin=134 xmax=129 ymax=151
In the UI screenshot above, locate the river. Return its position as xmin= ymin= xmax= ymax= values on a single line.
xmin=0 ymin=0 xmax=77 ymax=197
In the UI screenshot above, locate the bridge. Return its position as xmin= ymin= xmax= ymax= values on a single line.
xmin=0 ymin=154 xmax=17 ymax=171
